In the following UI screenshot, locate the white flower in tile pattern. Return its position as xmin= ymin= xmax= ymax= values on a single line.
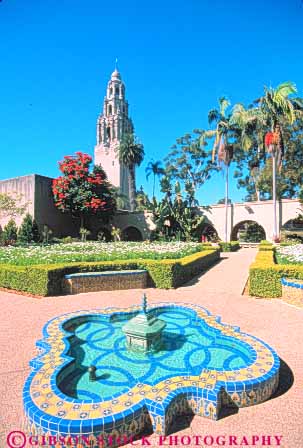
xmin=80 ymin=412 xmax=89 ymax=418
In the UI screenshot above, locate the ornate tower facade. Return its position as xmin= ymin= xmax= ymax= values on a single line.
xmin=94 ymin=69 xmax=134 ymax=208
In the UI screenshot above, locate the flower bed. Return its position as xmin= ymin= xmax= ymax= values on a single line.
xmin=0 ymin=249 xmax=220 ymax=295
xmin=0 ymin=241 xmax=204 ymax=266
xmin=276 ymin=244 xmax=303 ymax=265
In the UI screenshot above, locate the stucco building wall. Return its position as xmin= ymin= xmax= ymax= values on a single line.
xmin=0 ymin=174 xmax=78 ymax=237
xmin=203 ymin=199 xmax=302 ymax=241
xmin=0 ymin=175 xmax=35 ymax=229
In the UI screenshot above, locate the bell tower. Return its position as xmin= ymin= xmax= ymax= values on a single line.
xmin=94 ymin=68 xmax=134 ymax=209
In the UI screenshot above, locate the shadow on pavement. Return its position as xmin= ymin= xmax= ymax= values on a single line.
xmin=180 ymin=257 xmax=225 ymax=288
xmin=271 ymin=358 xmax=294 ymax=399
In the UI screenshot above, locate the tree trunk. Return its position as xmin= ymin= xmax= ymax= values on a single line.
xmin=153 ymin=174 xmax=156 ymax=198
xmin=224 ymin=164 xmax=229 ymax=242
xmin=80 ymin=215 xmax=84 ymax=229
xmin=272 ymin=153 xmax=278 ymax=240
xmin=129 ymin=165 xmax=136 ymax=212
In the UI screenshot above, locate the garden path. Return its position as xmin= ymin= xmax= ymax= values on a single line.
xmin=0 ymin=248 xmax=302 ymax=447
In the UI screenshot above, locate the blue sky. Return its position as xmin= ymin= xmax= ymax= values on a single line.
xmin=1 ymin=0 xmax=303 ymax=205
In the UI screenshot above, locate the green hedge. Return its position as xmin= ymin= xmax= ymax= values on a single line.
xmin=0 ymin=249 xmax=220 ymax=296
xmin=259 ymin=240 xmax=272 ymax=245
xmin=249 ymin=248 xmax=303 ymax=297
xmin=219 ymin=241 xmax=240 ymax=252
xmin=258 ymin=244 xmax=274 ymax=251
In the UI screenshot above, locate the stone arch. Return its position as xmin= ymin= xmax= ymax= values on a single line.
xmin=96 ymin=227 xmax=112 ymax=242
xmin=281 ymin=216 xmax=303 ymax=240
xmin=231 ymin=220 xmax=266 ymax=242
xmin=200 ymin=223 xmax=219 ymax=242
xmin=121 ymin=226 xmax=143 ymax=242
xmin=282 ymin=216 xmax=303 ymax=229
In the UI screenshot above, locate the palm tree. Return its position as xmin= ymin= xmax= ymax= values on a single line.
xmin=118 ymin=133 xmax=145 ymax=212
xmin=261 ymin=82 xmax=303 ymax=239
xmin=202 ymin=97 xmax=234 ymax=242
xmin=233 ymin=81 xmax=303 ymax=240
xmin=145 ymin=160 xmax=165 ymax=198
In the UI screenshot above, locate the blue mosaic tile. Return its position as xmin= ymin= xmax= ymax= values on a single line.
xmin=24 ymin=302 xmax=280 ymax=436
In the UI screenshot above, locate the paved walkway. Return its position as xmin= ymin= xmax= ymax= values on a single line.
xmin=0 ymin=248 xmax=302 ymax=447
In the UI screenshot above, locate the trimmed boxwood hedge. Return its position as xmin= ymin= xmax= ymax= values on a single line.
xmin=0 ymin=249 xmax=220 ymax=296
xmin=249 ymin=247 xmax=303 ymax=297
xmin=219 ymin=241 xmax=240 ymax=252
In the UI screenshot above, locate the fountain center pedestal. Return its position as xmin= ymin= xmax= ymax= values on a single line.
xmin=122 ymin=294 xmax=166 ymax=353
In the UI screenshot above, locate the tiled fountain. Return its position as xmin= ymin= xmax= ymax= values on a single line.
xmin=23 ymin=296 xmax=280 ymax=445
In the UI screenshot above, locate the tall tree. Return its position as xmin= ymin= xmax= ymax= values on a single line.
xmin=118 ymin=133 xmax=145 ymax=212
xmin=18 ymin=213 xmax=34 ymax=244
xmin=165 ymin=130 xmax=217 ymax=197
xmin=204 ymin=97 xmax=235 ymax=242
xmin=232 ymin=82 xmax=303 ymax=239
xmin=145 ymin=160 xmax=165 ymax=198
xmin=2 ymin=219 xmax=18 ymax=245
xmin=52 ymin=152 xmax=116 ymax=230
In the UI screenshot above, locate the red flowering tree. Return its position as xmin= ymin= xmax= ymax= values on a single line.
xmin=52 ymin=152 xmax=116 ymax=230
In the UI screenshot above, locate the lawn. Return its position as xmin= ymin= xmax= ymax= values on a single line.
xmin=0 ymin=241 xmax=204 ymax=266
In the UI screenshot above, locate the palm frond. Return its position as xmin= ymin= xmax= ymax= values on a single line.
xmin=274 ymin=81 xmax=297 ymax=99
xmin=219 ymin=96 xmax=230 ymax=116
xmin=208 ymin=109 xmax=220 ymax=125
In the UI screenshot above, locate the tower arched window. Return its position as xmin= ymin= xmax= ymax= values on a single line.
xmin=109 ymin=87 xmax=113 ymax=96
xmin=108 ymin=105 xmax=112 ymax=115
xmin=115 ymin=86 xmax=120 ymax=95
xmin=106 ymin=127 xmax=111 ymax=141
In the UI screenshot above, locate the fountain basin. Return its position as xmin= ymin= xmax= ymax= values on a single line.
xmin=23 ymin=303 xmax=280 ymax=440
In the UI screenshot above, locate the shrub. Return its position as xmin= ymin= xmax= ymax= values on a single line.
xmin=249 ymin=247 xmax=303 ymax=297
xmin=18 ymin=213 xmax=38 ymax=244
xmin=0 ymin=249 xmax=220 ymax=296
xmin=42 ymin=225 xmax=53 ymax=244
xmin=2 ymin=219 xmax=18 ymax=245
xmin=259 ymin=245 xmax=274 ymax=251
xmin=219 ymin=241 xmax=240 ymax=252
xmin=260 ymin=240 xmax=272 ymax=245
xmin=61 ymin=236 xmax=75 ymax=244
xmin=32 ymin=220 xmax=41 ymax=243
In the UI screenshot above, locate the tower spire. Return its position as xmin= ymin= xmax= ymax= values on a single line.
xmin=115 ymin=57 xmax=118 ymax=71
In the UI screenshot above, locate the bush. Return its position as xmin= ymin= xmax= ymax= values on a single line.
xmin=2 ymin=219 xmax=18 ymax=245
xmin=32 ymin=220 xmax=41 ymax=243
xmin=199 ymin=243 xmax=215 ymax=250
xmin=0 ymin=249 xmax=220 ymax=295
xmin=259 ymin=244 xmax=274 ymax=251
xmin=219 ymin=241 xmax=240 ymax=252
xmin=61 ymin=236 xmax=76 ymax=244
xmin=249 ymin=247 xmax=303 ymax=297
xmin=18 ymin=214 xmax=41 ymax=244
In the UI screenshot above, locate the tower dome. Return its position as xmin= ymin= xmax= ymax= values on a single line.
xmin=111 ymin=69 xmax=121 ymax=80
